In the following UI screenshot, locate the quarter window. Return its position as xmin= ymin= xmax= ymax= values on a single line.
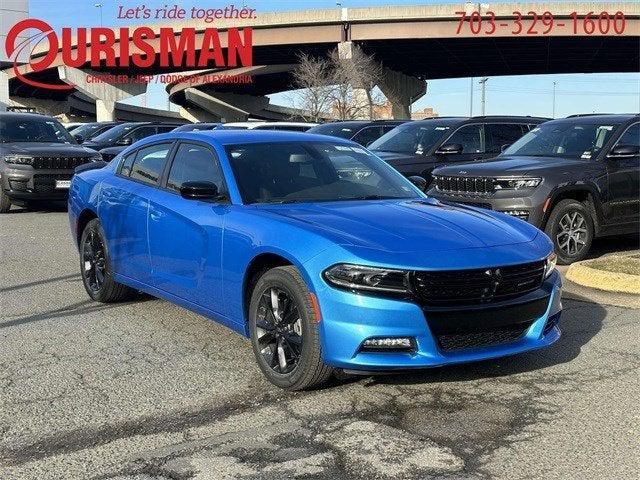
xmin=167 ymin=143 xmax=225 ymax=193
xmin=615 ymin=123 xmax=640 ymax=148
xmin=129 ymin=143 xmax=171 ymax=185
xmin=120 ymin=152 xmax=136 ymax=176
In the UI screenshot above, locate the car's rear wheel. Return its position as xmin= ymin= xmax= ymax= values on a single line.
xmin=248 ymin=266 xmax=333 ymax=390
xmin=545 ymin=199 xmax=594 ymax=265
xmin=0 ymin=189 xmax=11 ymax=213
xmin=80 ymin=219 xmax=133 ymax=302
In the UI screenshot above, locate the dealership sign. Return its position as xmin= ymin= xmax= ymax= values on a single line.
xmin=5 ymin=19 xmax=253 ymax=90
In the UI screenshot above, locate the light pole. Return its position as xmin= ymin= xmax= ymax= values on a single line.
xmin=94 ymin=3 xmax=103 ymax=27
xmin=479 ymin=77 xmax=489 ymax=115
xmin=552 ymin=81 xmax=557 ymax=118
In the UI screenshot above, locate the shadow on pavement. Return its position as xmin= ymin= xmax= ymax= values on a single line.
xmin=364 ymin=291 xmax=605 ymax=386
xmin=586 ymin=233 xmax=640 ymax=260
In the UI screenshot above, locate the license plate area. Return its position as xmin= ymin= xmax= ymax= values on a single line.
xmin=55 ymin=180 xmax=71 ymax=189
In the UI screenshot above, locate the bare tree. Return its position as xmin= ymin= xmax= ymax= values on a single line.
xmin=290 ymin=53 xmax=333 ymax=122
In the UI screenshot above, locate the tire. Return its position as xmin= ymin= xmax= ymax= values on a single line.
xmin=0 ymin=189 xmax=11 ymax=213
xmin=80 ymin=218 xmax=133 ymax=302
xmin=544 ymin=199 xmax=594 ymax=265
xmin=248 ymin=266 xmax=333 ymax=390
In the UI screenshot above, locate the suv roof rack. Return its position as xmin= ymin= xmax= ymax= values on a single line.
xmin=566 ymin=113 xmax=640 ymax=118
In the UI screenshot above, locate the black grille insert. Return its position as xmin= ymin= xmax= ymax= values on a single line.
xmin=33 ymin=174 xmax=72 ymax=193
xmin=434 ymin=175 xmax=495 ymax=194
xmin=33 ymin=156 xmax=89 ymax=170
xmin=412 ymin=261 xmax=545 ymax=306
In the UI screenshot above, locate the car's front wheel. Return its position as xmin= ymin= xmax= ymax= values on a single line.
xmin=545 ymin=199 xmax=594 ymax=265
xmin=80 ymin=219 xmax=133 ymax=302
xmin=248 ymin=266 xmax=333 ymax=390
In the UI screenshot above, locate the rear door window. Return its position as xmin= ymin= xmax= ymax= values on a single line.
xmin=485 ymin=124 xmax=528 ymax=154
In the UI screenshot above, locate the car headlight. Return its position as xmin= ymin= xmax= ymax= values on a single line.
xmin=3 ymin=155 xmax=34 ymax=165
xmin=494 ymin=178 xmax=541 ymax=190
xmin=323 ymin=264 xmax=411 ymax=294
xmin=544 ymin=252 xmax=557 ymax=278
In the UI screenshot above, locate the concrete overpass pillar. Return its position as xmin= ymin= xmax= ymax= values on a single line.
xmin=338 ymin=41 xmax=426 ymax=120
xmin=58 ymin=66 xmax=146 ymax=121
xmin=179 ymin=106 xmax=221 ymax=123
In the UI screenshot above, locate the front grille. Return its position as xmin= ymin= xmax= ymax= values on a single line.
xmin=32 ymin=156 xmax=90 ymax=169
xmin=33 ymin=174 xmax=72 ymax=193
xmin=437 ymin=324 xmax=530 ymax=351
xmin=412 ymin=261 xmax=546 ymax=306
xmin=434 ymin=175 xmax=495 ymax=194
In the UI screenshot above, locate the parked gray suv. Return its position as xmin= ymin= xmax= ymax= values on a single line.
xmin=0 ymin=113 xmax=101 ymax=213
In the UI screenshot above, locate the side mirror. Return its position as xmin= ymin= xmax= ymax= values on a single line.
xmin=180 ymin=181 xmax=220 ymax=200
xmin=408 ymin=175 xmax=428 ymax=192
xmin=117 ymin=137 xmax=133 ymax=147
xmin=500 ymin=143 xmax=511 ymax=152
xmin=607 ymin=145 xmax=639 ymax=159
xmin=73 ymin=134 xmax=84 ymax=143
xmin=435 ymin=143 xmax=463 ymax=155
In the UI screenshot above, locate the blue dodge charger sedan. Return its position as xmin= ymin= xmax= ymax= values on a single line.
xmin=69 ymin=130 xmax=562 ymax=390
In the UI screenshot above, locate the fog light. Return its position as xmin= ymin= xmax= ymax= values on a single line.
xmin=361 ymin=337 xmax=415 ymax=352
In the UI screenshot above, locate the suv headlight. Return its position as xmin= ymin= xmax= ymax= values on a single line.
xmin=494 ymin=178 xmax=541 ymax=190
xmin=4 ymin=155 xmax=34 ymax=165
xmin=323 ymin=264 xmax=411 ymax=294
xmin=544 ymin=252 xmax=557 ymax=278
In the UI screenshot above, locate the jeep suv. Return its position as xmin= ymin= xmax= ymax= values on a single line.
xmin=308 ymin=120 xmax=408 ymax=146
xmin=0 ymin=113 xmax=102 ymax=213
xmin=82 ymin=122 xmax=183 ymax=161
xmin=428 ymin=114 xmax=640 ymax=264
xmin=369 ymin=116 xmax=547 ymax=183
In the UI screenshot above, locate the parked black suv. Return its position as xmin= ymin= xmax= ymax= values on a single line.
xmin=428 ymin=114 xmax=640 ymax=264
xmin=0 ymin=113 xmax=102 ymax=212
xmin=369 ymin=116 xmax=547 ymax=183
xmin=308 ymin=120 xmax=408 ymax=146
xmin=82 ymin=122 xmax=182 ymax=161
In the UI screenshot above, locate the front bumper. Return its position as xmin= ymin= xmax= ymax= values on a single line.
xmin=0 ymin=167 xmax=74 ymax=201
xmin=315 ymin=270 xmax=562 ymax=371
xmin=428 ymin=189 xmax=546 ymax=228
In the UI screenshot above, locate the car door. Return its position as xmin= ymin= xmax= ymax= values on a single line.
xmin=99 ymin=142 xmax=173 ymax=285
xmin=485 ymin=123 xmax=529 ymax=157
xmin=146 ymin=141 xmax=228 ymax=313
xmin=435 ymin=123 xmax=485 ymax=164
xmin=605 ymin=122 xmax=640 ymax=226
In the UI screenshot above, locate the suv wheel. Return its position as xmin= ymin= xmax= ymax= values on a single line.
xmin=248 ymin=266 xmax=333 ymax=390
xmin=0 ymin=189 xmax=11 ymax=213
xmin=80 ymin=219 xmax=133 ymax=302
xmin=544 ymin=199 xmax=594 ymax=265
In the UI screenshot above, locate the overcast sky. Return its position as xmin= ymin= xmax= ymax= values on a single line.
xmin=27 ymin=0 xmax=640 ymax=117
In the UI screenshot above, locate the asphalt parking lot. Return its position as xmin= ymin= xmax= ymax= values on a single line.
xmin=1 ymin=207 xmax=639 ymax=480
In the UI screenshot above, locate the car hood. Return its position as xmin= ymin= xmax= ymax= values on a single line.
xmin=434 ymin=155 xmax=585 ymax=177
xmin=261 ymin=199 xmax=539 ymax=253
xmin=0 ymin=142 xmax=96 ymax=157
xmin=372 ymin=150 xmax=429 ymax=165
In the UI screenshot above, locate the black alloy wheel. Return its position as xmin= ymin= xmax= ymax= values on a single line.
xmin=248 ymin=266 xmax=333 ymax=390
xmin=80 ymin=219 xmax=133 ymax=302
xmin=255 ymin=287 xmax=303 ymax=374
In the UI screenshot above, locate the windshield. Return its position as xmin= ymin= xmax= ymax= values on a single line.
xmin=91 ymin=123 xmax=138 ymax=143
xmin=70 ymin=123 xmax=112 ymax=140
xmin=0 ymin=117 xmax=76 ymax=144
xmin=369 ymin=122 xmax=451 ymax=154
xmin=308 ymin=124 xmax=363 ymax=139
xmin=226 ymin=141 xmax=421 ymax=204
xmin=503 ymin=122 xmax=620 ymax=159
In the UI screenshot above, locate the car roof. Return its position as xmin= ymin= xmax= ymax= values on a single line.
xmin=0 ymin=112 xmax=57 ymax=121
xmin=550 ymin=114 xmax=640 ymax=124
xmin=160 ymin=129 xmax=356 ymax=146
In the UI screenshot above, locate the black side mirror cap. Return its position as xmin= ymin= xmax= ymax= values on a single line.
xmin=435 ymin=143 xmax=463 ymax=155
xmin=408 ymin=175 xmax=428 ymax=192
xmin=500 ymin=143 xmax=511 ymax=152
xmin=607 ymin=144 xmax=639 ymax=159
xmin=180 ymin=181 xmax=220 ymax=200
